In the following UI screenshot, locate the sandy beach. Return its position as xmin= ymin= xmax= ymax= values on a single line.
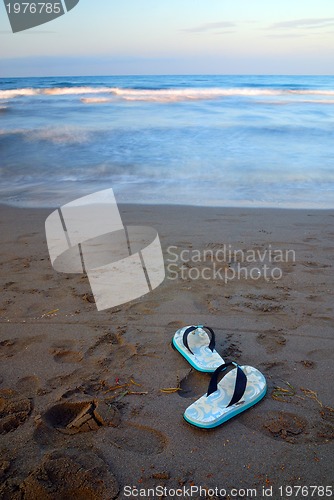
xmin=0 ymin=203 xmax=333 ymax=499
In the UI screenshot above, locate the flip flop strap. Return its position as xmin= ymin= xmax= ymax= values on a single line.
xmin=207 ymin=362 xmax=247 ymax=407
xmin=182 ymin=325 xmax=216 ymax=355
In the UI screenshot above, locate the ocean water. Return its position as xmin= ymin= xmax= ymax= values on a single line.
xmin=0 ymin=75 xmax=333 ymax=208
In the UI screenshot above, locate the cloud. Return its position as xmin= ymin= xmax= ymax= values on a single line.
xmin=214 ymin=31 xmax=236 ymax=36
xmin=267 ymin=33 xmax=306 ymax=39
xmin=270 ymin=18 xmax=334 ymax=30
xmin=182 ymin=21 xmax=235 ymax=33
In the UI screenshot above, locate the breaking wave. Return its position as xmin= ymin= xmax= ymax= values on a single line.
xmin=1 ymin=86 xmax=334 ymax=102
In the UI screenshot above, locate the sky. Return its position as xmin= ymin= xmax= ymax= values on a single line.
xmin=1 ymin=0 xmax=334 ymax=76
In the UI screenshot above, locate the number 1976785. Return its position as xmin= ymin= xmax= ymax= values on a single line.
xmin=6 ymin=3 xmax=62 ymax=14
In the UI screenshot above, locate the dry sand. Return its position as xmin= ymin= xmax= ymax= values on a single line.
xmin=0 ymin=204 xmax=333 ymax=499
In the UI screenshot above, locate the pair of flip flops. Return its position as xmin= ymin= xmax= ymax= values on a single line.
xmin=172 ymin=325 xmax=267 ymax=429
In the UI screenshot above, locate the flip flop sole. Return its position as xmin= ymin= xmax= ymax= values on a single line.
xmin=171 ymin=337 xmax=220 ymax=372
xmin=183 ymin=386 xmax=267 ymax=429
xmin=183 ymin=366 xmax=267 ymax=429
xmin=173 ymin=327 xmax=224 ymax=372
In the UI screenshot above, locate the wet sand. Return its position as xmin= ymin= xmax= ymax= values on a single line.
xmin=0 ymin=204 xmax=333 ymax=499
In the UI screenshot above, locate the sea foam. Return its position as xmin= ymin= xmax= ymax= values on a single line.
xmin=1 ymin=86 xmax=334 ymax=102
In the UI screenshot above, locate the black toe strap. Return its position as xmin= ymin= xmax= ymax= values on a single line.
xmin=207 ymin=362 xmax=247 ymax=407
xmin=182 ymin=325 xmax=216 ymax=355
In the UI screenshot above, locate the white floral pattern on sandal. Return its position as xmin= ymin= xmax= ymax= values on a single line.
xmin=184 ymin=362 xmax=267 ymax=429
xmin=172 ymin=325 xmax=224 ymax=372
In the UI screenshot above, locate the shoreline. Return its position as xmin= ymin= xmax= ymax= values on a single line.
xmin=1 ymin=201 xmax=334 ymax=211
xmin=0 ymin=203 xmax=333 ymax=497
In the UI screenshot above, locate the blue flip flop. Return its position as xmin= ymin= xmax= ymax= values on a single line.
xmin=172 ymin=325 xmax=224 ymax=372
xmin=184 ymin=361 xmax=267 ymax=429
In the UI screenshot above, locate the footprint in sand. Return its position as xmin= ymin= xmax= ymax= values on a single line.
xmin=306 ymin=348 xmax=334 ymax=361
xmin=40 ymin=399 xmax=121 ymax=435
xmin=256 ymin=330 xmax=287 ymax=353
xmin=3 ymin=281 xmax=16 ymax=290
xmin=239 ymin=410 xmax=334 ymax=445
xmin=0 ymin=340 xmax=17 ymax=358
xmin=49 ymin=339 xmax=84 ymax=364
xmin=0 ymin=448 xmax=119 ymax=500
xmin=36 ymin=398 xmax=167 ymax=456
xmin=0 ymin=389 xmax=33 ymax=435
xmin=15 ymin=375 xmax=40 ymax=398
xmin=226 ymin=291 xmax=288 ymax=314
xmin=52 ymin=349 xmax=84 ymax=364
xmin=124 ymin=300 xmax=156 ymax=316
xmin=224 ymin=334 xmax=242 ymax=358
xmin=85 ymin=330 xmax=124 ymax=360
xmin=0 ymin=336 xmax=44 ymax=359
xmin=108 ymin=422 xmax=167 ymax=455
xmin=178 ymin=370 xmax=210 ymax=399
xmin=167 ymin=320 xmax=185 ymax=331
xmin=85 ymin=335 xmax=138 ymax=371
xmin=302 ymin=261 xmax=331 ymax=272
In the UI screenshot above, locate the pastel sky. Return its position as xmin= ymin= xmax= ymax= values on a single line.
xmin=1 ymin=0 xmax=334 ymax=76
